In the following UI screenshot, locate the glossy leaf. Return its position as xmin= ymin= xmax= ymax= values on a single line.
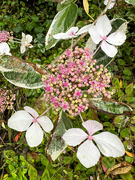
xmin=125 ymin=83 xmax=133 ymax=95
xmin=91 ymin=99 xmax=132 ymax=115
xmin=0 ymin=55 xmax=44 ymax=89
xmin=46 ymin=111 xmax=72 ymax=161
xmin=45 ymin=3 xmax=78 ymax=49
xmin=125 ymin=0 xmax=135 ymax=5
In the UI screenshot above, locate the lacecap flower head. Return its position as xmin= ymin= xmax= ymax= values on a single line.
xmin=63 ymin=120 xmax=125 ymax=168
xmin=8 ymin=106 xmax=53 ymax=147
xmin=42 ymin=46 xmax=111 ymax=116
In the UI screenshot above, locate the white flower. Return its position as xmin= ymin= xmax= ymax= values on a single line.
xmin=88 ymin=15 xmax=126 ymax=57
xmin=53 ymin=27 xmax=79 ymax=40
xmin=104 ymin=0 xmax=116 ymax=9
xmin=20 ymin=32 xmax=33 ymax=53
xmin=63 ymin=120 xmax=125 ymax=168
xmin=0 ymin=42 xmax=12 ymax=55
xmin=76 ymin=24 xmax=92 ymax=36
xmin=8 ymin=106 xmax=53 ymax=147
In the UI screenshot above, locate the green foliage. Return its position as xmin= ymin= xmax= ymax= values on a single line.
xmin=47 ymin=111 xmax=72 ymax=161
xmin=45 ymin=3 xmax=78 ymax=49
xmin=0 ymin=0 xmax=135 ymax=179
xmin=0 ymin=55 xmax=44 ymax=89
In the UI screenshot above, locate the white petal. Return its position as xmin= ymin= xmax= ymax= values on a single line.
xmin=106 ymin=32 xmax=126 ymax=46
xmin=82 ymin=120 xmax=103 ymax=136
xmin=96 ymin=15 xmax=112 ymax=37
xmin=77 ymin=139 xmax=100 ymax=168
xmin=93 ymin=132 xmax=125 ymax=157
xmin=53 ymin=33 xmax=67 ymax=40
xmin=26 ymin=122 xmax=43 ymax=147
xmin=24 ymin=106 xmax=39 ymax=119
xmin=66 ymin=27 xmax=79 ymax=35
xmin=0 ymin=42 xmax=10 ymax=55
xmin=8 ymin=110 xmax=33 ymax=131
xmin=62 ymin=128 xmax=88 ymax=146
xmin=26 ymin=35 xmax=33 ymax=43
xmin=101 ymin=40 xmax=117 ymax=57
xmin=76 ymin=24 xmax=92 ymax=35
xmin=88 ymin=24 xmax=102 ymax=44
xmin=22 ymin=32 xmax=25 ymax=38
xmin=37 ymin=116 xmax=53 ymax=132
xmin=20 ymin=45 xmax=26 ymax=53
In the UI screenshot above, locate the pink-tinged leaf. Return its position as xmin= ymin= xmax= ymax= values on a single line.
xmin=77 ymin=139 xmax=100 ymax=168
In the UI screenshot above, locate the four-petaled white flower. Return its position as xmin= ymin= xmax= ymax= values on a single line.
xmin=20 ymin=32 xmax=33 ymax=53
xmin=62 ymin=120 xmax=125 ymax=168
xmin=53 ymin=27 xmax=79 ymax=40
xmin=8 ymin=106 xmax=53 ymax=147
xmin=104 ymin=0 xmax=116 ymax=9
xmin=0 ymin=42 xmax=12 ymax=55
xmin=88 ymin=15 xmax=126 ymax=57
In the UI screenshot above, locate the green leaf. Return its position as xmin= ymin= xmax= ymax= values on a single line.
xmin=123 ymin=69 xmax=132 ymax=75
xmin=125 ymin=0 xmax=135 ymax=5
xmin=0 ymin=55 xmax=44 ymax=89
xmin=45 ymin=3 xmax=78 ymax=49
xmin=41 ymin=169 xmax=50 ymax=180
xmin=120 ymin=128 xmax=129 ymax=138
xmin=125 ymin=83 xmax=133 ymax=95
xmin=47 ymin=111 xmax=72 ymax=161
xmin=13 ymin=23 xmax=23 ymax=33
xmin=28 ymin=165 xmax=38 ymax=180
xmin=102 ymin=157 xmax=115 ymax=169
xmin=91 ymin=100 xmax=132 ymax=115
xmin=118 ymin=59 xmax=125 ymax=66
xmin=34 ymin=26 xmax=44 ymax=34
xmin=130 ymin=126 xmax=135 ymax=132
xmin=112 ymin=78 xmax=120 ymax=88
xmin=120 ymin=172 xmax=134 ymax=180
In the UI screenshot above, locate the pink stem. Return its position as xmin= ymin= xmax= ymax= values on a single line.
xmin=37 ymin=106 xmax=52 ymax=119
xmin=92 ymin=40 xmax=103 ymax=57
xmin=79 ymin=113 xmax=84 ymax=123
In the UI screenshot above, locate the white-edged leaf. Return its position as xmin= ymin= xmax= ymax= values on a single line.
xmin=45 ymin=3 xmax=78 ymax=50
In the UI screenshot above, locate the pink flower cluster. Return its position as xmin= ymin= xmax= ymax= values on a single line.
xmin=42 ymin=47 xmax=111 ymax=116
xmin=0 ymin=88 xmax=16 ymax=113
xmin=0 ymin=31 xmax=13 ymax=43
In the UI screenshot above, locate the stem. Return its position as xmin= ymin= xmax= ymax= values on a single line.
xmin=71 ymin=37 xmax=73 ymax=52
xmin=79 ymin=113 xmax=84 ymax=123
xmin=13 ymin=37 xmax=21 ymax=41
xmin=10 ymin=40 xmax=21 ymax=44
xmin=92 ymin=41 xmax=103 ymax=57
xmin=37 ymin=106 xmax=52 ymax=119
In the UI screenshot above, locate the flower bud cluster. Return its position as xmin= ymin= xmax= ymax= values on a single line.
xmin=0 ymin=31 xmax=13 ymax=43
xmin=42 ymin=46 xmax=111 ymax=116
xmin=0 ymin=87 xmax=16 ymax=113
